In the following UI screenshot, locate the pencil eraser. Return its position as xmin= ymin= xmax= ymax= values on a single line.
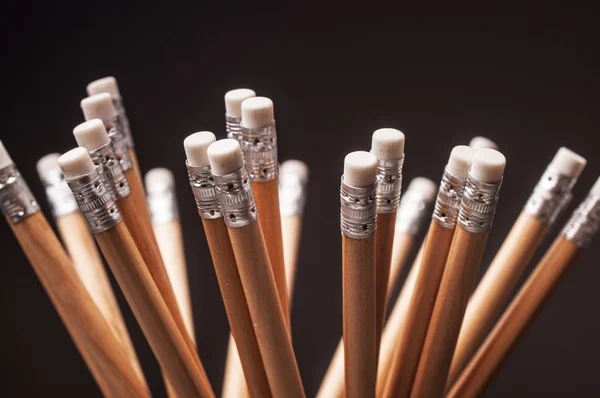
xmin=591 ymin=176 xmax=600 ymax=197
xmin=225 ymin=89 xmax=256 ymax=118
xmin=0 ymin=140 xmax=13 ymax=169
xmin=241 ymin=97 xmax=274 ymax=129
xmin=81 ymin=93 xmax=117 ymax=126
xmin=446 ymin=146 xmax=475 ymax=179
xmin=549 ymin=147 xmax=586 ymax=178
xmin=87 ymin=77 xmax=121 ymax=99
xmin=406 ymin=177 xmax=437 ymax=202
xmin=73 ymin=120 xmax=110 ymax=151
xmin=145 ymin=168 xmax=174 ymax=193
xmin=58 ymin=147 xmax=96 ymax=180
xmin=469 ymin=136 xmax=498 ymax=151
xmin=343 ymin=151 xmax=378 ymax=187
xmin=371 ymin=128 xmax=405 ymax=160
xmin=207 ymin=139 xmax=244 ymax=176
xmin=470 ymin=148 xmax=506 ymax=183
xmin=36 ymin=153 xmax=61 ymax=180
xmin=184 ymin=132 xmax=217 ymax=167
xmin=280 ymin=160 xmax=309 ymax=185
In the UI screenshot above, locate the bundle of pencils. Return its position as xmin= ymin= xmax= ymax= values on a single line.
xmin=1 ymin=76 xmax=598 ymax=398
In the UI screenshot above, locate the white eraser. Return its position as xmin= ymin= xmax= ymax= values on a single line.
xmin=406 ymin=177 xmax=437 ymax=202
xmin=241 ymin=97 xmax=274 ymax=129
xmin=446 ymin=146 xmax=476 ymax=179
xmin=0 ymin=140 xmax=13 ymax=169
xmin=280 ymin=160 xmax=309 ymax=185
xmin=549 ymin=147 xmax=586 ymax=178
xmin=81 ymin=93 xmax=117 ymax=126
xmin=145 ymin=168 xmax=174 ymax=193
xmin=225 ymin=89 xmax=256 ymax=118
xmin=343 ymin=151 xmax=378 ymax=187
xmin=207 ymin=139 xmax=244 ymax=176
xmin=371 ymin=128 xmax=405 ymax=160
xmin=470 ymin=148 xmax=506 ymax=183
xmin=36 ymin=153 xmax=61 ymax=180
xmin=184 ymin=131 xmax=217 ymax=167
xmin=87 ymin=77 xmax=121 ymax=99
xmin=73 ymin=119 xmax=110 ymax=151
xmin=591 ymin=176 xmax=600 ymax=197
xmin=58 ymin=147 xmax=96 ymax=180
xmin=469 ymin=136 xmax=498 ymax=151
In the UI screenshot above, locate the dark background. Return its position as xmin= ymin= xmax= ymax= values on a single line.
xmin=1 ymin=4 xmax=599 ymax=397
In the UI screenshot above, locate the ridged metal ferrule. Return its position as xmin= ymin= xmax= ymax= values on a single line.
xmin=433 ymin=169 xmax=467 ymax=229
xmin=39 ymin=167 xmax=78 ymax=218
xmin=186 ymin=162 xmax=222 ymax=220
xmin=147 ymin=182 xmax=179 ymax=225
xmin=0 ymin=165 xmax=40 ymax=224
xmin=279 ymin=173 xmax=307 ymax=217
xmin=457 ymin=174 xmax=503 ymax=233
xmin=524 ymin=168 xmax=576 ymax=225
xmin=88 ymin=142 xmax=131 ymax=201
xmin=225 ymin=114 xmax=242 ymax=141
xmin=213 ymin=165 xmax=257 ymax=228
xmin=396 ymin=188 xmax=433 ymax=235
xmin=107 ymin=120 xmax=133 ymax=171
xmin=340 ymin=177 xmax=377 ymax=239
xmin=240 ymin=122 xmax=278 ymax=182
xmin=376 ymin=156 xmax=404 ymax=214
xmin=562 ymin=192 xmax=600 ymax=248
xmin=113 ymin=97 xmax=134 ymax=149
xmin=66 ymin=170 xmax=121 ymax=233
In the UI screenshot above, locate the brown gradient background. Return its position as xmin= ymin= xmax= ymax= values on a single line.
xmin=1 ymin=4 xmax=599 ymax=397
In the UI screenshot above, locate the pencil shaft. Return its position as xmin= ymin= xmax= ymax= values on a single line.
xmin=221 ymin=337 xmax=250 ymax=398
xmin=386 ymin=232 xmax=415 ymax=302
xmin=282 ymin=214 xmax=302 ymax=300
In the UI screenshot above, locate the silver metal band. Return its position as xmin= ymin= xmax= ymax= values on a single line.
xmin=240 ymin=122 xmax=278 ymax=182
xmin=432 ymin=169 xmax=467 ymax=229
xmin=524 ymin=168 xmax=576 ymax=225
xmin=340 ymin=177 xmax=377 ymax=239
xmin=65 ymin=169 xmax=121 ymax=233
xmin=225 ymin=114 xmax=242 ymax=141
xmin=107 ymin=120 xmax=133 ymax=171
xmin=396 ymin=187 xmax=433 ymax=235
xmin=88 ymin=142 xmax=131 ymax=201
xmin=39 ymin=167 xmax=78 ymax=218
xmin=213 ymin=165 xmax=257 ymax=228
xmin=457 ymin=174 xmax=503 ymax=233
xmin=279 ymin=171 xmax=307 ymax=217
xmin=186 ymin=162 xmax=222 ymax=219
xmin=113 ymin=97 xmax=134 ymax=148
xmin=0 ymin=165 xmax=40 ymax=224
xmin=376 ymin=156 xmax=404 ymax=214
xmin=562 ymin=192 xmax=600 ymax=248
xmin=147 ymin=181 xmax=179 ymax=225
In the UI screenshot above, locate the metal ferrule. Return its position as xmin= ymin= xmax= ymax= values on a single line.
xmin=186 ymin=162 xmax=222 ymax=220
xmin=340 ymin=177 xmax=377 ymax=239
xmin=0 ymin=164 xmax=40 ymax=224
xmin=376 ymin=156 xmax=404 ymax=214
xmin=240 ymin=122 xmax=278 ymax=182
xmin=225 ymin=114 xmax=242 ymax=141
xmin=213 ymin=165 xmax=257 ymax=228
xmin=562 ymin=191 xmax=600 ymax=248
xmin=457 ymin=174 xmax=503 ymax=233
xmin=39 ymin=168 xmax=78 ymax=218
xmin=107 ymin=119 xmax=133 ymax=171
xmin=113 ymin=97 xmax=134 ymax=148
xmin=147 ymin=185 xmax=179 ymax=225
xmin=88 ymin=142 xmax=131 ymax=201
xmin=279 ymin=173 xmax=307 ymax=217
xmin=524 ymin=167 xmax=577 ymax=225
xmin=65 ymin=169 xmax=121 ymax=233
xmin=396 ymin=189 xmax=432 ymax=235
xmin=549 ymin=192 xmax=573 ymax=226
xmin=432 ymin=169 xmax=467 ymax=229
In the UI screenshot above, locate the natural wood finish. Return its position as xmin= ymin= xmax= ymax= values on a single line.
xmin=202 ymin=218 xmax=271 ymax=398
xmin=410 ymin=227 xmax=489 ymax=398
xmin=343 ymin=234 xmax=376 ymax=398
xmin=376 ymin=243 xmax=424 ymax=397
xmin=446 ymin=213 xmax=547 ymax=388
xmin=128 ymin=148 xmax=143 ymax=187
xmin=228 ymin=221 xmax=305 ymax=398
xmin=447 ymin=236 xmax=580 ymax=398
xmin=383 ymin=221 xmax=455 ymax=398
xmin=252 ymin=179 xmax=289 ymax=322
xmin=282 ymin=214 xmax=302 ymax=300
xmin=8 ymin=213 xmax=149 ymax=397
xmin=153 ymin=219 xmax=195 ymax=340
xmin=95 ymin=221 xmax=214 ymax=397
xmin=374 ymin=211 xmax=396 ymax=360
xmin=56 ymin=212 xmax=146 ymax=383
xmin=386 ymin=232 xmax=415 ymax=301
xmin=221 ymin=337 xmax=250 ymax=398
